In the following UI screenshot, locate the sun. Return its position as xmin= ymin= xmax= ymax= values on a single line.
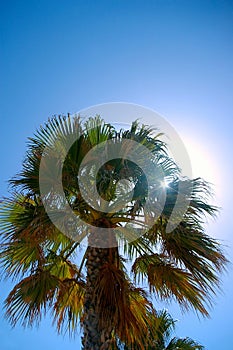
xmin=160 ymin=179 xmax=170 ymax=189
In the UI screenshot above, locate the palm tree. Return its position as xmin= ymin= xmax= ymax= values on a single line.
xmin=0 ymin=115 xmax=227 ymax=349
xmin=152 ymin=310 xmax=204 ymax=350
xmin=121 ymin=309 xmax=204 ymax=349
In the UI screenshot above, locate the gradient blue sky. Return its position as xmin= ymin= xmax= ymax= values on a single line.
xmin=1 ymin=1 xmax=233 ymax=349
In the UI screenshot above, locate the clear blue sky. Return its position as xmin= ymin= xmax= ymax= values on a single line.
xmin=1 ymin=0 xmax=233 ymax=349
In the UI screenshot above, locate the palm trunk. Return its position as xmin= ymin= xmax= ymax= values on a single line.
xmin=82 ymin=225 xmax=118 ymax=350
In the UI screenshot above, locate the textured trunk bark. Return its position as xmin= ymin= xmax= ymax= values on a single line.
xmin=82 ymin=225 xmax=118 ymax=350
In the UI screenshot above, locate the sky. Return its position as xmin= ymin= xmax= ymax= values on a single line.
xmin=1 ymin=0 xmax=233 ymax=349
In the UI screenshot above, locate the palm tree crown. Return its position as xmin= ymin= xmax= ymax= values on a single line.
xmin=0 ymin=115 xmax=227 ymax=349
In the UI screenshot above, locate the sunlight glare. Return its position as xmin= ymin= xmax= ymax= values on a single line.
xmin=181 ymin=136 xmax=219 ymax=186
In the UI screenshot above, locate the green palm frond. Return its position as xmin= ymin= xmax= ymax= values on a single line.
xmin=10 ymin=114 xmax=83 ymax=193
xmin=132 ymin=253 xmax=209 ymax=316
xmin=121 ymin=120 xmax=164 ymax=153
xmin=120 ymin=309 xmax=204 ymax=350
xmin=84 ymin=115 xmax=115 ymax=146
xmin=5 ymin=270 xmax=59 ymax=327
xmin=153 ymin=309 xmax=176 ymax=344
xmin=0 ymin=194 xmax=74 ymax=279
xmin=160 ymin=225 xmax=226 ymax=292
xmin=0 ymin=196 xmax=46 ymax=278
xmin=166 ymin=337 xmax=204 ymax=350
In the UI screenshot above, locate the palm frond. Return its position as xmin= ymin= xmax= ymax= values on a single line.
xmin=160 ymin=224 xmax=227 ymax=292
xmin=10 ymin=114 xmax=83 ymax=193
xmin=94 ymin=262 xmax=157 ymax=348
xmin=5 ymin=270 xmax=59 ymax=327
xmin=84 ymin=115 xmax=115 ymax=146
xmin=53 ymin=278 xmax=85 ymax=334
xmin=166 ymin=337 xmax=204 ymax=350
xmin=0 ymin=195 xmax=73 ymax=279
xmin=132 ymin=254 xmax=209 ymax=316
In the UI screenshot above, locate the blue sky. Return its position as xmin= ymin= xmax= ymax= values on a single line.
xmin=1 ymin=0 xmax=233 ymax=349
